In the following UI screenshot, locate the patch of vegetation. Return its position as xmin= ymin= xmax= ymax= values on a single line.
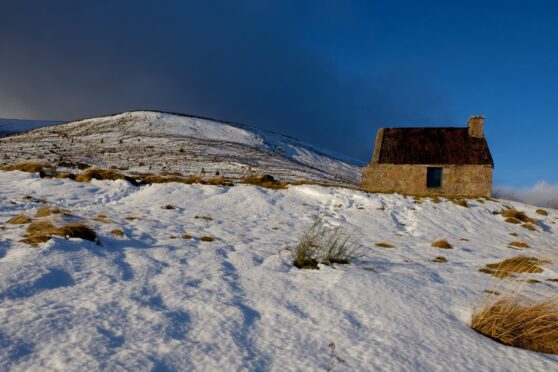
xmin=111 ymin=229 xmax=124 ymax=237
xmin=288 ymin=218 xmax=363 ymax=269
xmin=194 ymin=215 xmax=213 ymax=221
xmin=521 ymin=223 xmax=538 ymax=232
xmin=535 ymin=209 xmax=548 ymax=216
xmin=7 ymin=213 xmax=31 ymax=224
xmin=375 ymin=242 xmax=394 ymax=248
xmin=508 ymin=241 xmax=530 ymax=249
xmin=163 ymin=204 xmax=175 ymax=210
xmin=22 ymin=220 xmax=97 ymax=246
xmin=505 ymin=217 xmax=522 ymax=224
xmin=479 ymin=256 xmax=550 ymax=279
xmin=431 ymin=239 xmax=453 ymax=249
xmin=125 ymin=216 xmax=138 ymax=221
xmin=92 ymin=215 xmax=111 ymax=224
xmin=432 ymin=256 xmax=448 ymax=263
xmin=75 ymin=168 xmax=140 ymax=185
xmin=452 ymin=199 xmax=469 ymax=208
xmin=200 ymin=236 xmax=215 ymax=242
xmin=471 ymin=297 xmax=558 ymax=355
xmin=181 ymin=234 xmax=192 ymax=240
xmin=0 ymin=161 xmax=54 ymax=174
xmin=34 ymin=207 xmax=62 ymax=218
xmin=242 ymin=174 xmax=287 ymax=189
xmin=483 ymin=289 xmax=500 ymax=296
xmin=501 ymin=209 xmax=537 ymax=224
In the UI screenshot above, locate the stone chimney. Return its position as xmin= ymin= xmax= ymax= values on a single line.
xmin=467 ymin=115 xmax=484 ymax=138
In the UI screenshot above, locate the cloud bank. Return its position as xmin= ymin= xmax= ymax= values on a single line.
xmin=494 ymin=182 xmax=558 ymax=208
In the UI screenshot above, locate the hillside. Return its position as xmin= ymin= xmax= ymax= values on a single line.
xmin=0 ymin=111 xmax=362 ymax=185
xmin=0 ymin=170 xmax=557 ymax=370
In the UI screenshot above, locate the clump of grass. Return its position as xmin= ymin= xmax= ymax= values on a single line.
xmin=375 ymin=242 xmax=394 ymax=248
xmin=125 ymin=216 xmax=138 ymax=221
xmin=111 ymin=229 xmax=124 ymax=237
xmin=242 ymin=174 xmax=287 ymax=189
xmin=508 ymin=241 xmax=530 ymax=249
xmin=34 ymin=207 xmax=62 ymax=218
xmin=288 ymin=218 xmax=363 ymax=269
xmin=432 ymin=256 xmax=448 ymax=263
xmin=22 ymin=195 xmax=33 ymax=200
xmin=204 ymin=177 xmax=233 ymax=186
xmin=452 ymin=199 xmax=469 ymax=208
xmin=521 ymin=223 xmax=538 ymax=232
xmin=7 ymin=213 xmax=31 ymax=224
xmin=0 ymin=161 xmax=54 ymax=174
xmin=483 ymin=289 xmax=500 ymax=296
xmin=431 ymin=239 xmax=453 ymax=249
xmin=471 ymin=296 xmax=558 ymax=355
xmin=501 ymin=209 xmax=538 ymax=224
xmin=22 ymin=220 xmax=97 ymax=246
xmin=163 ymin=204 xmax=175 ymax=210
xmin=92 ymin=215 xmax=111 ymax=224
xmin=181 ymin=234 xmax=192 ymax=240
xmin=505 ymin=217 xmax=522 ymax=224
xmin=75 ymin=168 xmax=139 ymax=185
xmin=200 ymin=236 xmax=215 ymax=242
xmin=535 ymin=209 xmax=548 ymax=216
xmin=479 ymin=256 xmax=550 ymax=279
xmin=195 ymin=215 xmax=213 ymax=221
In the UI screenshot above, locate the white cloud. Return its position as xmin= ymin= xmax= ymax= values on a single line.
xmin=494 ymin=182 xmax=558 ymax=208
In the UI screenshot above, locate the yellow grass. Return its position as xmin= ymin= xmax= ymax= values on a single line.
xmin=452 ymin=199 xmax=469 ymax=208
xmin=471 ymin=296 xmax=558 ymax=355
xmin=431 ymin=239 xmax=453 ymax=249
xmin=0 ymin=161 xmax=54 ymax=174
xmin=75 ymin=168 xmax=134 ymax=183
xmin=508 ymin=241 xmax=530 ymax=249
xmin=501 ymin=209 xmax=537 ymax=224
xmin=505 ymin=217 xmax=522 ymax=224
xmin=200 ymin=236 xmax=215 ymax=242
xmin=92 ymin=215 xmax=111 ymax=224
xmin=479 ymin=256 xmax=550 ymax=279
xmin=111 ymin=229 xmax=124 ymax=237
xmin=181 ymin=234 xmax=192 ymax=240
xmin=34 ymin=207 xmax=62 ymax=218
xmin=7 ymin=213 xmax=31 ymax=224
xmin=21 ymin=220 xmax=97 ymax=246
xmin=432 ymin=256 xmax=448 ymax=263
xmin=535 ymin=209 xmax=548 ymax=216
xmin=242 ymin=175 xmax=287 ymax=189
xmin=521 ymin=223 xmax=538 ymax=232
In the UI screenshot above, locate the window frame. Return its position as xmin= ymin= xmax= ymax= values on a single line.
xmin=426 ymin=167 xmax=443 ymax=188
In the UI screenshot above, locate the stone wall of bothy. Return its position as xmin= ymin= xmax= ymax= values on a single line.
xmin=362 ymin=164 xmax=493 ymax=197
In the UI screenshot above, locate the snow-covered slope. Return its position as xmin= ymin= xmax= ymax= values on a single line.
xmin=0 ymin=111 xmax=362 ymax=185
xmin=0 ymin=171 xmax=557 ymax=371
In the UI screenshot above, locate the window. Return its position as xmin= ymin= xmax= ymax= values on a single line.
xmin=427 ymin=167 xmax=443 ymax=188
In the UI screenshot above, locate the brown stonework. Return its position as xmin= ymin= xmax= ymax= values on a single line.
xmin=362 ymin=163 xmax=493 ymax=197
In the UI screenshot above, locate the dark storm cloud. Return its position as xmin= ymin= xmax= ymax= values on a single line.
xmin=0 ymin=1 xmax=451 ymax=161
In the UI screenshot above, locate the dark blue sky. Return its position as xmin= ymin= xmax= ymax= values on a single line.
xmin=1 ymin=1 xmax=557 ymax=188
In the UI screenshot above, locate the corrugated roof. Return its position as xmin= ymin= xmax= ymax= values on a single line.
xmin=377 ymin=127 xmax=493 ymax=166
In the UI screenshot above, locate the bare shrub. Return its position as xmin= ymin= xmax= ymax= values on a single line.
xmin=431 ymin=239 xmax=453 ymax=249
xmin=471 ymin=296 xmax=558 ymax=355
xmin=7 ymin=213 xmax=31 ymax=224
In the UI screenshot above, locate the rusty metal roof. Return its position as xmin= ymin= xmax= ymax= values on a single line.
xmin=377 ymin=127 xmax=494 ymax=166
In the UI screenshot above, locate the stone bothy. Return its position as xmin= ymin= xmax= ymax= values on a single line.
xmin=362 ymin=116 xmax=494 ymax=197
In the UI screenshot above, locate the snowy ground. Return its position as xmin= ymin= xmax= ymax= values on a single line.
xmin=0 ymin=170 xmax=557 ymax=371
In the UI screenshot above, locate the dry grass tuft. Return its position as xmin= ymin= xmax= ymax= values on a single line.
xmin=501 ymin=209 xmax=538 ymax=224
xmin=505 ymin=217 xmax=522 ymax=224
xmin=242 ymin=174 xmax=287 ymax=189
xmin=22 ymin=195 xmax=33 ymax=200
xmin=0 ymin=161 xmax=54 ymax=174
xmin=7 ymin=213 xmax=32 ymax=224
xmin=432 ymin=256 xmax=448 ymax=263
xmin=452 ymin=199 xmax=469 ymax=208
xmin=163 ymin=204 xmax=175 ymax=210
xmin=111 ymin=229 xmax=124 ymax=237
xmin=75 ymin=168 xmax=139 ymax=185
xmin=34 ymin=207 xmax=62 ymax=218
xmin=375 ymin=242 xmax=395 ymax=248
xmin=22 ymin=220 xmax=97 ymax=246
xmin=535 ymin=209 xmax=548 ymax=216
xmin=483 ymin=289 xmax=500 ymax=296
xmin=431 ymin=239 xmax=453 ymax=249
xmin=181 ymin=234 xmax=192 ymax=240
xmin=471 ymin=297 xmax=558 ymax=355
xmin=200 ymin=236 xmax=215 ymax=242
xmin=479 ymin=256 xmax=550 ymax=279
xmin=125 ymin=216 xmax=138 ymax=221
xmin=204 ymin=177 xmax=234 ymax=186
xmin=508 ymin=241 xmax=530 ymax=249
xmin=92 ymin=215 xmax=111 ymax=224
xmin=521 ymin=223 xmax=538 ymax=232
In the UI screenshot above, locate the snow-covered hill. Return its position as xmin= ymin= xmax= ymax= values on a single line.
xmin=0 ymin=170 xmax=557 ymax=370
xmin=0 ymin=111 xmax=362 ymax=185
